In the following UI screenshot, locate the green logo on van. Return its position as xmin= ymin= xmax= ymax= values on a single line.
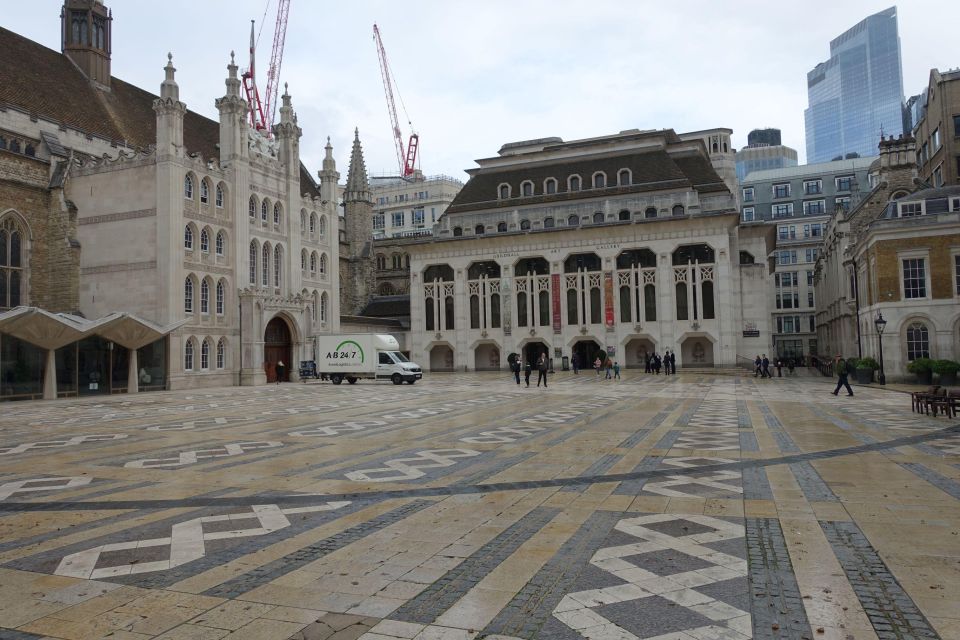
xmin=326 ymin=340 xmax=364 ymax=363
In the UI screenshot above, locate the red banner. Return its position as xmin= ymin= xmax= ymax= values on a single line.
xmin=551 ymin=273 xmax=562 ymax=334
xmin=604 ymin=271 xmax=615 ymax=328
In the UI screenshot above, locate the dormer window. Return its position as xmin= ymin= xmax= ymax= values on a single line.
xmin=593 ymin=172 xmax=606 ymax=189
xmin=617 ymin=169 xmax=631 ymax=186
xmin=544 ymin=178 xmax=557 ymax=194
xmin=568 ymin=175 xmax=581 ymax=191
xmin=521 ymin=181 xmax=533 ymax=197
xmin=898 ymin=201 xmax=924 ymax=217
xmin=498 ymin=184 xmax=511 ymax=199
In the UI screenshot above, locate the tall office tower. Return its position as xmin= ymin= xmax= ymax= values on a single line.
xmin=804 ymin=7 xmax=905 ymax=163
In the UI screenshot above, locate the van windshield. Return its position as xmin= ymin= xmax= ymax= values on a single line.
xmin=391 ymin=352 xmax=410 ymax=363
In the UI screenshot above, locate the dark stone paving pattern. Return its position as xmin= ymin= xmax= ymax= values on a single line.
xmin=820 ymin=520 xmax=941 ymax=639
xmin=3 ymin=425 xmax=957 ymax=512
xmin=202 ymin=499 xmax=434 ymax=598
xmin=613 ymin=455 xmax=663 ymax=496
xmin=652 ymin=430 xmax=681 ymax=449
xmin=746 ymin=517 xmax=814 ymax=639
xmin=390 ymin=506 xmax=561 ymax=625
xmin=789 ymin=461 xmax=839 ymax=502
xmin=809 ymin=406 xmax=877 ymax=444
xmin=559 ymin=454 xmax=622 ymax=493
xmin=742 ymin=466 xmax=774 ymax=500
xmin=758 ymin=401 xmax=801 ymax=454
xmin=740 ymin=431 xmax=760 ymax=452
xmin=452 ymin=452 xmax=538 ymax=487
xmin=479 ymin=511 xmax=623 ymax=639
xmin=0 ymin=487 xmax=237 ymax=554
xmin=898 ymin=462 xmax=960 ymax=500
xmin=0 ymin=629 xmax=46 ymax=639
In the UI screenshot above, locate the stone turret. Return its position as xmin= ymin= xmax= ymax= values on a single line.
xmin=61 ymin=0 xmax=112 ymax=88
xmin=341 ymin=129 xmax=375 ymax=315
xmin=275 ymin=83 xmax=301 ymax=177
xmin=153 ymin=53 xmax=185 ymax=157
xmin=215 ymin=51 xmax=246 ymax=163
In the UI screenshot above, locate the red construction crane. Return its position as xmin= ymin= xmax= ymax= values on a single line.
xmin=242 ymin=0 xmax=291 ymax=136
xmin=373 ymin=23 xmax=419 ymax=177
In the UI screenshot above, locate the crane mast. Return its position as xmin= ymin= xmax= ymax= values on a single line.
xmin=373 ymin=23 xmax=418 ymax=177
xmin=241 ymin=0 xmax=291 ymax=137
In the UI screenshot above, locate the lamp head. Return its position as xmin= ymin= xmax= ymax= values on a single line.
xmin=874 ymin=313 xmax=887 ymax=335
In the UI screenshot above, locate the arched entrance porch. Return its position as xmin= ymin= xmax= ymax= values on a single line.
xmin=571 ymin=338 xmax=601 ymax=370
xmin=520 ymin=339 xmax=549 ymax=367
xmin=264 ymin=316 xmax=293 ymax=382
xmin=679 ymin=335 xmax=715 ymax=368
xmin=474 ymin=343 xmax=501 ymax=371
xmin=429 ymin=344 xmax=455 ymax=372
xmin=624 ymin=337 xmax=656 ymax=368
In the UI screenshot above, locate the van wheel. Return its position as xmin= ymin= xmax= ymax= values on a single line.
xmin=347 ymin=377 xmax=358 ymax=385
xmin=330 ymin=374 xmax=343 ymax=385
xmin=391 ymin=373 xmax=402 ymax=385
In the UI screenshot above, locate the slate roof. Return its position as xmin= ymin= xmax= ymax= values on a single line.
xmin=0 ymin=26 xmax=320 ymax=199
xmin=446 ymin=144 xmax=729 ymax=214
xmin=361 ymin=295 xmax=411 ymax=318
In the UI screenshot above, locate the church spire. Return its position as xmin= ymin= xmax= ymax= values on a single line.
xmin=344 ymin=128 xmax=371 ymax=203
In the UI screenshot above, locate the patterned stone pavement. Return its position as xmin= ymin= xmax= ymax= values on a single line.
xmin=0 ymin=372 xmax=958 ymax=640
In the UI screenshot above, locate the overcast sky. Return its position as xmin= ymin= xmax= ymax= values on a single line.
xmin=7 ymin=1 xmax=960 ymax=181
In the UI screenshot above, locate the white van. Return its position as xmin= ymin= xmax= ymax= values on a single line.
xmin=314 ymin=334 xmax=422 ymax=385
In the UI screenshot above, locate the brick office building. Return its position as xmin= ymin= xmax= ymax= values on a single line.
xmin=815 ymin=134 xmax=960 ymax=378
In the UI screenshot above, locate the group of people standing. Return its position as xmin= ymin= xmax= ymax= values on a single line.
xmin=754 ymin=354 xmax=797 ymax=378
xmin=570 ymin=353 xmax=622 ymax=380
xmin=510 ymin=352 xmax=550 ymax=388
xmin=643 ymin=351 xmax=676 ymax=375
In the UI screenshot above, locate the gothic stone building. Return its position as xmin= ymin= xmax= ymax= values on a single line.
xmin=401 ymin=129 xmax=775 ymax=371
xmin=0 ymin=0 xmax=340 ymax=398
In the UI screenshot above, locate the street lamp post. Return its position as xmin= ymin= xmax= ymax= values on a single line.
xmin=874 ymin=313 xmax=887 ymax=385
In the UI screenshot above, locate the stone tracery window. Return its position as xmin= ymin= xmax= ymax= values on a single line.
xmin=215 ymin=184 xmax=224 ymax=208
xmin=184 ymin=174 xmax=194 ymax=199
xmin=184 ymin=225 xmax=193 ymax=250
xmin=200 ymin=279 xmax=210 ymax=314
xmin=184 ymin=277 xmax=194 ymax=313
xmin=0 ymin=217 xmax=26 ymax=309
xmin=200 ymin=179 xmax=209 ymax=204
xmin=215 ymin=231 xmax=225 ymax=256
xmin=906 ymin=322 xmax=930 ymax=361
xmin=216 ymin=338 xmax=225 ymax=369
xmin=184 ymin=338 xmax=194 ymax=370
xmin=216 ymin=280 xmax=225 ymax=315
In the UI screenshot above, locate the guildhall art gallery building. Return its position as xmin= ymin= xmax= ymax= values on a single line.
xmin=393 ymin=129 xmax=776 ymax=371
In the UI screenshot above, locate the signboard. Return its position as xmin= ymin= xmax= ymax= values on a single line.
xmin=604 ymin=272 xmax=615 ymax=328
xmin=742 ymin=330 xmax=760 ymax=338
xmin=743 ymin=322 xmax=759 ymax=338
xmin=551 ymin=273 xmax=562 ymax=334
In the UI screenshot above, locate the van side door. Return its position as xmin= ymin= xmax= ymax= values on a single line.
xmin=377 ymin=352 xmax=393 ymax=379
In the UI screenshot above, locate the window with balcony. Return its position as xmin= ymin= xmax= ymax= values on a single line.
xmin=772 ymin=203 xmax=793 ymax=218
xmin=802 ymin=200 xmax=825 ymax=215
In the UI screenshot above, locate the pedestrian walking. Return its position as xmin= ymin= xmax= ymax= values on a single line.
xmin=832 ymin=355 xmax=854 ymax=396
xmin=654 ymin=353 xmax=662 ymax=375
xmin=754 ymin=355 xmax=762 ymax=377
xmin=275 ymin=360 xmax=285 ymax=384
xmin=613 ymin=361 xmax=621 ymax=380
xmin=761 ymin=354 xmax=770 ymax=379
xmin=594 ymin=357 xmax=602 ymax=377
xmin=524 ymin=359 xmax=532 ymax=387
xmin=775 ymin=359 xmax=783 ymax=377
xmin=511 ymin=357 xmax=521 ymax=386
xmin=571 ymin=353 xmax=580 ymax=375
xmin=644 ymin=353 xmax=651 ymax=374
xmin=537 ymin=353 xmax=548 ymax=388
xmin=787 ymin=358 xmax=795 ymax=376
xmin=662 ymin=350 xmax=670 ymax=375
xmin=605 ymin=358 xmax=613 ymax=380
xmin=669 ymin=351 xmax=676 ymax=374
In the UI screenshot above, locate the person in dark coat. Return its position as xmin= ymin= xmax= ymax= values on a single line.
xmin=832 ymin=355 xmax=854 ymax=396
xmin=275 ymin=360 xmax=285 ymax=384
xmin=524 ymin=359 xmax=532 ymax=387
xmin=654 ymin=353 xmax=662 ymax=374
xmin=644 ymin=353 xmax=651 ymax=374
xmin=662 ymin=350 xmax=670 ymax=375
xmin=669 ymin=351 xmax=677 ymax=374
xmin=537 ymin=353 xmax=548 ymax=388
xmin=761 ymin=355 xmax=770 ymax=379
xmin=511 ymin=357 xmax=521 ymax=385
xmin=571 ymin=353 xmax=579 ymax=374
xmin=775 ymin=359 xmax=783 ymax=377
xmin=754 ymin=355 xmax=762 ymax=377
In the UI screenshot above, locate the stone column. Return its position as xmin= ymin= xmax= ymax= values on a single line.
xmin=127 ymin=347 xmax=139 ymax=394
xmin=43 ymin=348 xmax=57 ymax=400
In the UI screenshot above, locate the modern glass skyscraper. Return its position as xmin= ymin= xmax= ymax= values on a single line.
xmin=804 ymin=7 xmax=905 ymax=163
